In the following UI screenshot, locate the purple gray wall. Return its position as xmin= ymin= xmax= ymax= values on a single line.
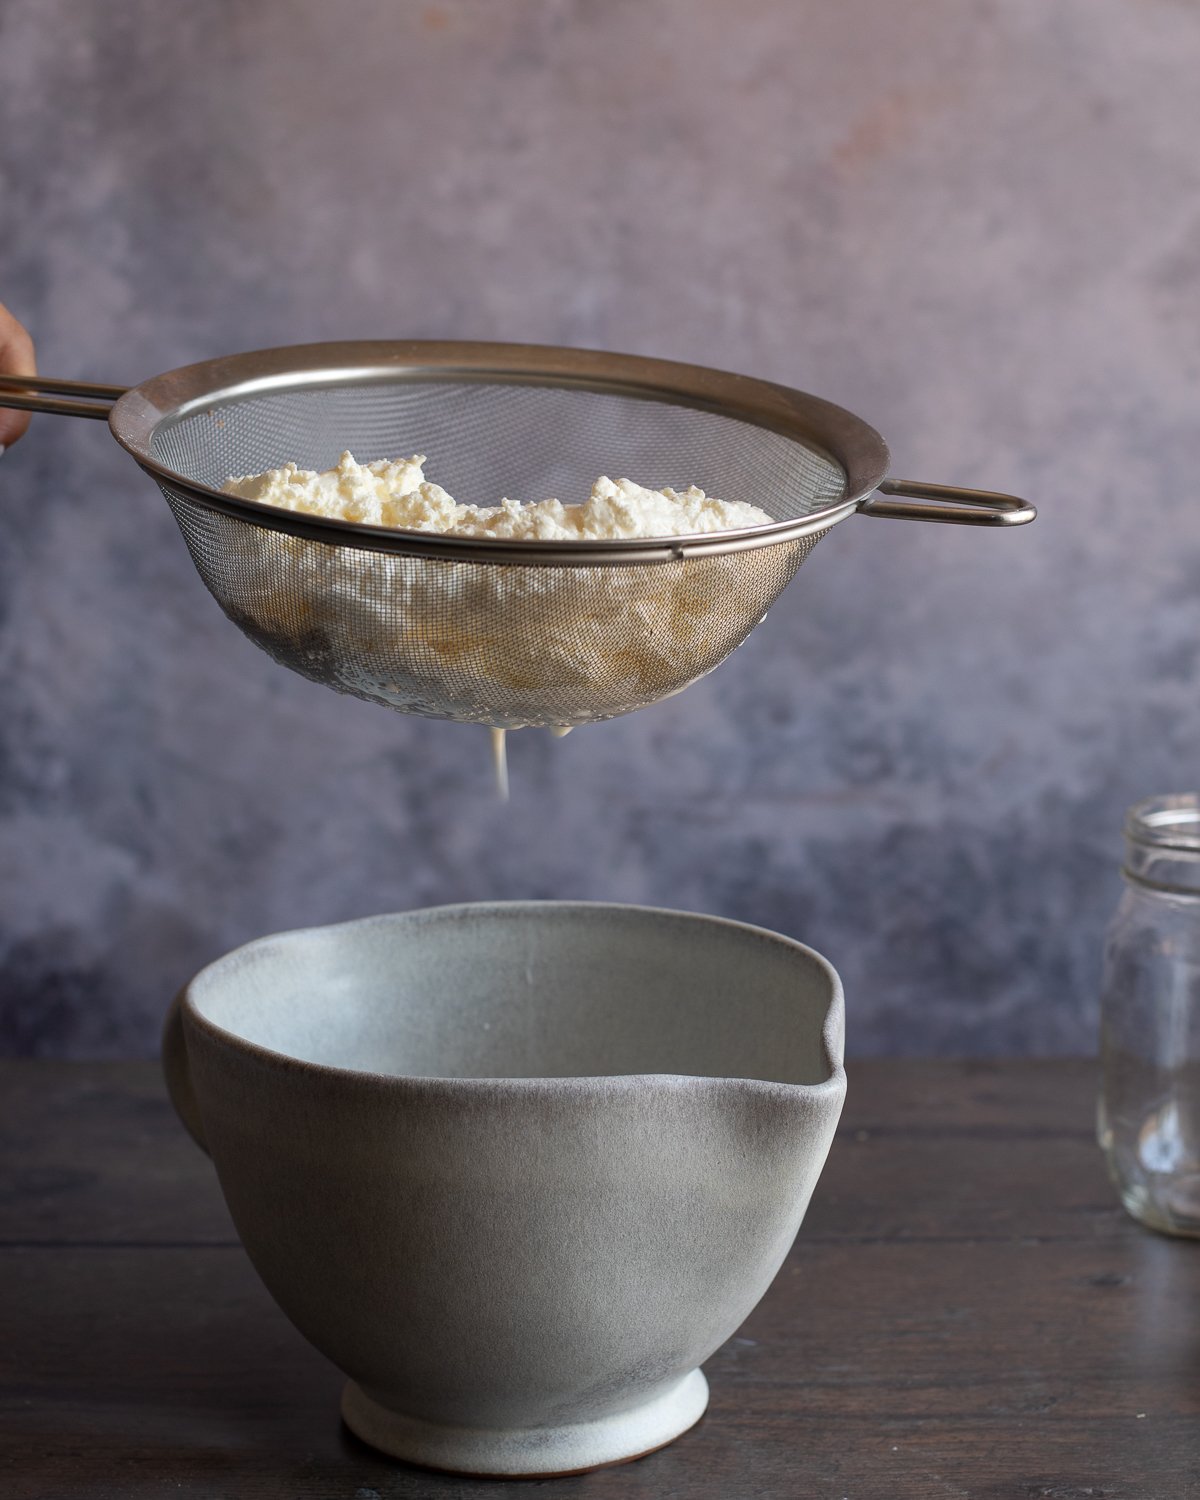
xmin=2 ymin=0 xmax=1196 ymax=1056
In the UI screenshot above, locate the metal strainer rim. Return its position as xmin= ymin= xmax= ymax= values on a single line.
xmin=107 ymin=340 xmax=889 ymax=566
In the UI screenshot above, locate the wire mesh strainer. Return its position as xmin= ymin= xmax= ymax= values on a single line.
xmin=1 ymin=342 xmax=1034 ymax=728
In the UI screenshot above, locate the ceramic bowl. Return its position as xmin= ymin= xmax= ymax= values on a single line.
xmin=163 ymin=902 xmax=846 ymax=1476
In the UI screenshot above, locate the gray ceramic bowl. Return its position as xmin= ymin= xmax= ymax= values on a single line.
xmin=163 ymin=902 xmax=846 ymax=1477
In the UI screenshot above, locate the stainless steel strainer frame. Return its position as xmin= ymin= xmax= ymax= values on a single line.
xmin=0 ymin=340 xmax=1034 ymax=565
xmin=2 ymin=342 xmax=1036 ymax=728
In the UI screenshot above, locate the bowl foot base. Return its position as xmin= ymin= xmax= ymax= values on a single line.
xmin=341 ymin=1367 xmax=709 ymax=1477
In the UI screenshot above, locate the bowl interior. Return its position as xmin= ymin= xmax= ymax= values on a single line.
xmin=186 ymin=903 xmax=841 ymax=1087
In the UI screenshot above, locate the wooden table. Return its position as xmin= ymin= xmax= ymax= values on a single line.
xmin=1 ymin=1060 xmax=1196 ymax=1499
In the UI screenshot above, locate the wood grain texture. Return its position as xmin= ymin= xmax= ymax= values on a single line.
xmin=1 ymin=1059 xmax=1197 ymax=1499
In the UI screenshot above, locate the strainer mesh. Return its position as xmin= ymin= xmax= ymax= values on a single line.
xmin=152 ymin=380 xmax=844 ymax=727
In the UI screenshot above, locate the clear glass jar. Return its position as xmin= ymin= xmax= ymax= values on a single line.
xmin=1098 ymin=793 xmax=1200 ymax=1236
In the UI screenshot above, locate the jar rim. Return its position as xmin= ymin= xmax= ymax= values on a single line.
xmin=1124 ymin=793 xmax=1200 ymax=853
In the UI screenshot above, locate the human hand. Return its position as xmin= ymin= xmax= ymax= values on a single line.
xmin=0 ymin=302 xmax=36 ymax=453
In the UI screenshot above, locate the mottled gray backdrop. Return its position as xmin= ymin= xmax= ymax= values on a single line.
xmin=1 ymin=0 xmax=1196 ymax=1057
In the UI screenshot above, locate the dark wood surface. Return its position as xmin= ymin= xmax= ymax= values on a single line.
xmin=1 ymin=1059 xmax=1197 ymax=1499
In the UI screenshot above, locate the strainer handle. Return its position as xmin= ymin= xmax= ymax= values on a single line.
xmin=859 ymin=479 xmax=1035 ymax=526
xmin=0 ymin=372 xmax=127 ymax=421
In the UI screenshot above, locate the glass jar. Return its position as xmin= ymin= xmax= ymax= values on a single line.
xmin=1098 ymin=793 xmax=1200 ymax=1236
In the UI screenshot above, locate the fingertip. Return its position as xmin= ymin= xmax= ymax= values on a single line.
xmin=0 ymin=408 xmax=32 ymax=449
xmin=10 ymin=324 xmax=35 ymax=370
